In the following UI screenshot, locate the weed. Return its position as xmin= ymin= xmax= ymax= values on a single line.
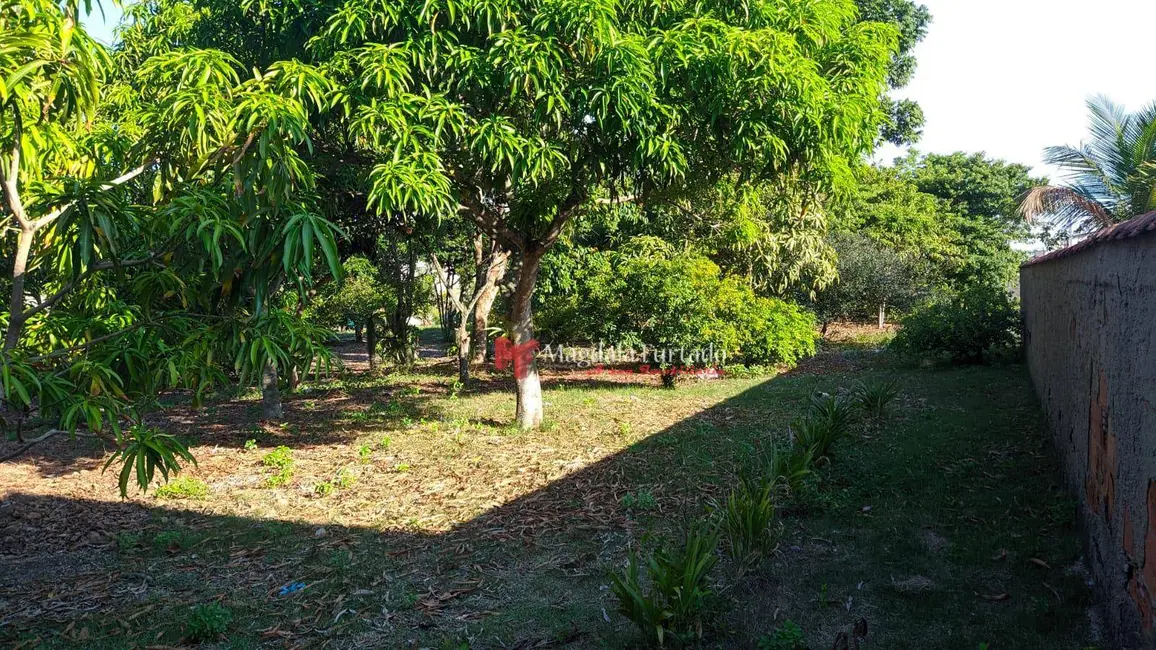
xmin=262 ymin=446 xmax=293 ymax=470
xmin=758 ymin=620 xmax=806 ymax=650
xmin=791 ymin=417 xmax=842 ymax=460
xmin=262 ymin=446 xmax=294 ymax=487
xmin=767 ymin=443 xmax=814 ymax=496
xmin=116 ymin=532 xmax=142 ymax=552
xmin=335 ymin=467 xmax=356 ymax=489
xmin=610 ymin=518 xmax=720 ymax=645
xmin=314 ymin=481 xmax=335 ymax=497
xmin=379 ymin=435 xmax=392 ymax=450
xmin=620 ymin=489 xmax=658 ymax=512
xmin=184 ymin=602 xmax=232 ymax=642
xmin=615 ymin=420 xmax=633 ymax=437
xmin=808 ymin=392 xmax=857 ymax=438
xmin=448 ymin=380 xmax=464 ymax=399
xmin=155 ymin=476 xmax=209 ymax=500
xmin=243 ymin=439 xmax=258 ymax=452
xmin=358 ymin=444 xmax=373 ymax=462
xmin=395 ymin=463 xmax=411 ymax=473
xmin=853 ymin=379 xmax=901 ymax=419
xmin=719 ymin=477 xmax=779 ymax=569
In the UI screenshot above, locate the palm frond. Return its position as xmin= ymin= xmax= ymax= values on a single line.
xmin=1018 ymin=185 xmax=1115 ymax=234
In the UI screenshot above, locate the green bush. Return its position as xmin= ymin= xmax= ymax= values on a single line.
xmin=891 ymin=285 xmax=1020 ymax=363
xmin=537 ymin=237 xmax=818 ymax=368
xmin=611 ymin=519 xmax=720 ymax=645
xmin=853 ymin=379 xmax=901 ymax=419
xmin=155 ymin=476 xmax=209 ymax=500
xmin=758 ymin=620 xmax=806 ymax=650
xmin=184 ymin=602 xmax=232 ymax=642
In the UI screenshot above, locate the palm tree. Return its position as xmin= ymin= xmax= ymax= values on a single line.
xmin=1020 ymin=96 xmax=1156 ymax=234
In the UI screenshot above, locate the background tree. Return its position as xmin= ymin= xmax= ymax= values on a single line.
xmin=855 ymin=0 xmax=931 ymax=145
xmin=812 ymin=232 xmax=924 ymax=331
xmin=0 ymin=1 xmax=338 ymax=489
xmin=341 ymin=0 xmax=898 ymax=428
xmin=1020 ymin=96 xmax=1156 ymax=235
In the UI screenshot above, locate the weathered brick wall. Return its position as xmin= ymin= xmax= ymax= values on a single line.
xmin=1021 ymin=212 xmax=1156 ymax=648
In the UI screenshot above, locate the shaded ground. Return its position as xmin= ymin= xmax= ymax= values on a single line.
xmin=0 ymin=336 xmax=1095 ymax=648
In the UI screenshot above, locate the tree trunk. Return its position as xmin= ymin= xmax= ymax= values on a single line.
xmin=456 ymin=323 xmax=470 ymax=384
xmin=471 ymin=250 xmax=507 ymax=366
xmin=261 ymin=360 xmax=283 ymax=420
xmin=4 ymin=228 xmax=34 ymax=353
xmin=511 ymin=250 xmax=544 ymax=430
xmin=878 ymin=302 xmax=887 ymax=330
xmin=354 ymin=322 xmax=363 ymax=343
xmin=366 ymin=316 xmax=377 ymax=371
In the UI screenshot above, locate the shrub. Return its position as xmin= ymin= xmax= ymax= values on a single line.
xmin=155 ymin=476 xmax=209 ymax=500
xmin=853 ymin=379 xmax=901 ymax=419
xmin=758 ymin=620 xmax=806 ymax=650
xmin=611 ymin=519 xmax=720 ymax=645
xmin=719 ymin=477 xmax=779 ymax=568
xmin=537 ymin=237 xmax=818 ymax=370
xmin=184 ymin=602 xmax=232 ymax=642
xmin=891 ymin=285 xmax=1020 ymax=363
xmin=808 ymin=393 xmax=856 ymax=439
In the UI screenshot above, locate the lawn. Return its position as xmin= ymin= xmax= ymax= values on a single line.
xmin=0 ymin=338 xmax=1093 ymax=648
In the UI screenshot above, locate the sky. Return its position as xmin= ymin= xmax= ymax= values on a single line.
xmin=874 ymin=0 xmax=1156 ymax=180
xmin=86 ymin=0 xmax=1156 ymax=181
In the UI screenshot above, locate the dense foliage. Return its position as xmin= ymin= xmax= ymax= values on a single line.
xmin=538 ymin=237 xmax=817 ymax=367
xmin=891 ymin=284 xmax=1020 ymax=363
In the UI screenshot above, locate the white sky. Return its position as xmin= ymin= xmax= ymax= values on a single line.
xmin=87 ymin=1 xmax=1156 ymax=181
xmin=875 ymin=0 xmax=1156 ymax=180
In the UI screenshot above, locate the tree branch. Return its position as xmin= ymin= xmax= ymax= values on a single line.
xmin=21 ymin=253 xmax=164 ymax=321
xmin=1 ymin=105 xmax=31 ymax=231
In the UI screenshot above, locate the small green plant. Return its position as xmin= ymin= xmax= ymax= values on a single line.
xmin=102 ymin=425 xmax=197 ymax=498
xmin=335 ymin=467 xmax=356 ymax=489
xmin=116 ymin=532 xmax=142 ymax=552
xmin=184 ymin=602 xmax=232 ymax=642
xmin=853 ymin=379 xmax=901 ymax=419
xmin=379 ymin=435 xmax=392 ymax=449
xmin=358 ymin=444 xmax=372 ymax=462
xmin=314 ymin=480 xmax=335 ymax=497
xmin=153 ymin=529 xmax=189 ymax=551
xmin=791 ymin=417 xmax=840 ymax=461
xmin=262 ymin=446 xmax=294 ymax=487
xmin=448 ymin=380 xmax=464 ymax=399
xmin=395 ymin=462 xmax=411 ymax=473
xmin=767 ymin=443 xmax=814 ymax=496
xmin=719 ymin=477 xmax=779 ymax=569
xmin=758 ymin=620 xmax=806 ymax=650
xmin=615 ymin=420 xmax=633 ymax=437
xmin=808 ymin=393 xmax=856 ymax=438
xmin=610 ymin=519 xmax=720 ymax=646
xmin=155 ymin=476 xmax=209 ymax=500
xmin=243 ymin=439 xmax=258 ymax=452
xmin=620 ymin=489 xmax=658 ymax=512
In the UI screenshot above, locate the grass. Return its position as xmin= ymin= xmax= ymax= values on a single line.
xmin=0 ymin=343 xmax=1093 ymax=648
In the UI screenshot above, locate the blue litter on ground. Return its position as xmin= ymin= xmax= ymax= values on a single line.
xmin=279 ymin=581 xmax=307 ymax=596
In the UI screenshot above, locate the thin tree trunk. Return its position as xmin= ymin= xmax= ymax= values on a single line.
xmin=4 ymin=228 xmax=34 ymax=353
xmin=878 ymin=302 xmax=887 ymax=330
xmin=366 ymin=316 xmax=377 ymax=371
xmin=472 ymin=250 xmax=507 ymax=366
xmin=261 ymin=361 xmax=283 ymax=420
xmin=511 ymin=250 xmax=544 ymax=430
xmin=354 ymin=322 xmax=363 ymax=343
xmin=456 ymin=323 xmax=470 ymax=384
